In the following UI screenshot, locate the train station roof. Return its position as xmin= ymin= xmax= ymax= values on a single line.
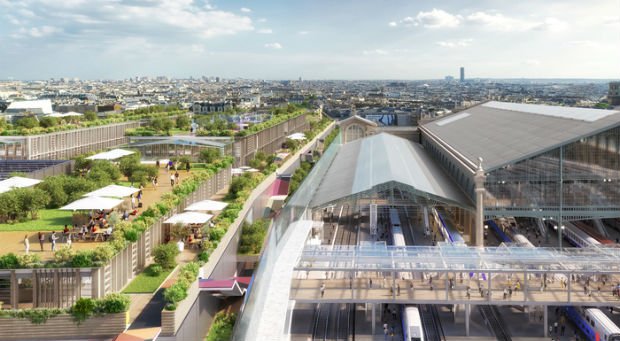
xmin=307 ymin=133 xmax=472 ymax=208
xmin=421 ymin=101 xmax=620 ymax=172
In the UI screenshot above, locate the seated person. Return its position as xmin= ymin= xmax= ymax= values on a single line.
xmin=122 ymin=211 xmax=129 ymax=221
xmin=79 ymin=225 xmax=87 ymax=240
xmin=104 ymin=226 xmax=113 ymax=241
xmin=187 ymin=234 xmax=194 ymax=243
xmin=63 ymin=225 xmax=70 ymax=234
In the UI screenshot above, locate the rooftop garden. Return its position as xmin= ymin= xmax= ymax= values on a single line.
xmin=0 ymin=150 xmax=234 ymax=268
xmin=0 ymin=105 xmax=187 ymax=136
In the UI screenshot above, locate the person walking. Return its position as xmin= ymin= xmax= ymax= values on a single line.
xmin=170 ymin=173 xmax=175 ymax=186
xmin=130 ymin=194 xmax=136 ymax=209
xmin=174 ymin=171 xmax=180 ymax=185
xmin=320 ymin=283 xmax=325 ymax=298
xmin=50 ymin=231 xmax=58 ymax=251
xmin=24 ymin=235 xmax=30 ymax=254
xmin=185 ymin=162 xmax=190 ymax=173
xmin=38 ymin=232 xmax=44 ymax=251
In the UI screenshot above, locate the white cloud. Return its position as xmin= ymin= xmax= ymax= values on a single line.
xmin=413 ymin=9 xmax=462 ymax=28
xmin=240 ymin=7 xmax=251 ymax=13
xmin=4 ymin=0 xmax=255 ymax=41
xmin=264 ymin=42 xmax=282 ymax=49
xmin=436 ymin=38 xmax=473 ymax=48
xmin=524 ymin=59 xmax=541 ymax=66
xmin=298 ymin=31 xmax=310 ymax=35
xmin=466 ymin=12 xmax=567 ymax=32
xmin=24 ymin=25 xmax=61 ymax=38
xmin=257 ymin=28 xmax=273 ymax=34
xmin=388 ymin=21 xmax=397 ymax=27
xmin=363 ymin=49 xmax=389 ymax=55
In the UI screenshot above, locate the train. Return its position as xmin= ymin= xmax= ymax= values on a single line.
xmin=431 ymin=207 xmax=465 ymax=244
xmin=390 ymin=208 xmax=406 ymax=247
xmin=565 ymin=306 xmax=620 ymax=341
xmin=490 ymin=218 xmax=620 ymax=341
xmin=402 ymin=306 xmax=424 ymax=341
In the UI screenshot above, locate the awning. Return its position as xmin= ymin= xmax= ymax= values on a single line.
xmin=184 ymin=200 xmax=228 ymax=212
xmin=164 ymin=212 xmax=213 ymax=224
xmin=87 ymin=149 xmax=135 ymax=161
xmin=48 ymin=112 xmax=83 ymax=117
xmin=60 ymin=196 xmax=124 ymax=210
xmin=232 ymin=168 xmax=243 ymax=175
xmin=83 ymin=185 xmax=140 ymax=198
xmin=0 ymin=176 xmax=42 ymax=194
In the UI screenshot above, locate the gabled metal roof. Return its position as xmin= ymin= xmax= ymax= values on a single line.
xmin=421 ymin=101 xmax=620 ymax=172
xmin=309 ymin=133 xmax=472 ymax=208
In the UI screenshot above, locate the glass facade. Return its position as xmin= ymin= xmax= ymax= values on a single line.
xmin=424 ymin=126 xmax=620 ymax=219
xmin=484 ymin=127 xmax=620 ymax=218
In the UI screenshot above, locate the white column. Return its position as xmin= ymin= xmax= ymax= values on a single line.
xmin=465 ymin=303 xmax=470 ymax=336
xmin=474 ymin=160 xmax=487 ymax=248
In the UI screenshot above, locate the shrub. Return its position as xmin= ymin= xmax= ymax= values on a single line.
xmin=206 ymin=312 xmax=237 ymax=341
xmin=208 ymin=227 xmax=226 ymax=243
xmin=153 ymin=243 xmax=179 ymax=270
xmin=163 ymin=282 xmax=188 ymax=310
xmin=197 ymin=251 xmax=210 ymax=263
xmin=123 ymin=227 xmax=139 ymax=242
xmin=0 ymin=253 xmax=20 ymax=269
xmin=148 ymin=264 xmax=163 ymax=276
xmin=99 ymin=293 xmax=130 ymax=314
xmin=70 ymin=251 xmax=94 ymax=268
xmin=38 ymin=116 xmax=58 ymax=128
xmin=15 ymin=116 xmax=39 ymax=129
xmin=92 ymin=245 xmax=116 ymax=264
xmin=71 ymin=298 xmax=96 ymax=324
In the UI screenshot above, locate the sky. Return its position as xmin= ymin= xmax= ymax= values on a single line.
xmin=0 ymin=0 xmax=619 ymax=80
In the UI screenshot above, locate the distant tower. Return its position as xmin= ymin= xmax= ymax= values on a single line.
xmin=609 ymin=82 xmax=620 ymax=106
xmin=460 ymin=67 xmax=465 ymax=82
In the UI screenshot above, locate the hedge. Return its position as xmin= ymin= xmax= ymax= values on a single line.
xmin=206 ymin=312 xmax=237 ymax=341
xmin=0 ymin=107 xmax=185 ymax=136
xmin=0 ymin=293 xmax=130 ymax=324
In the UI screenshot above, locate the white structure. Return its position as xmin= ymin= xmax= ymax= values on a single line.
xmin=184 ymin=200 xmax=228 ymax=212
xmin=83 ymin=185 xmax=140 ymax=198
xmin=164 ymin=212 xmax=213 ymax=225
xmin=87 ymin=149 xmax=135 ymax=161
xmin=5 ymin=99 xmax=53 ymax=116
xmin=0 ymin=176 xmax=42 ymax=194
xmin=60 ymin=196 xmax=124 ymax=210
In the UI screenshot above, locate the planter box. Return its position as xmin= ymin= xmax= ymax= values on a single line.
xmin=0 ymin=312 xmax=128 ymax=340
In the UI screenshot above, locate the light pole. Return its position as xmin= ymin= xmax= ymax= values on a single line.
xmin=484 ymin=224 xmax=488 ymax=242
xmin=554 ymin=223 xmax=565 ymax=250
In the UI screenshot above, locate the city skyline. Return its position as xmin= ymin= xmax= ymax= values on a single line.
xmin=1 ymin=0 xmax=619 ymax=80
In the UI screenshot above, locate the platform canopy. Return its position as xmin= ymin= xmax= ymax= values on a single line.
xmin=83 ymin=185 xmax=140 ymax=198
xmin=184 ymin=200 xmax=228 ymax=212
xmin=86 ymin=149 xmax=135 ymax=161
xmin=60 ymin=196 xmax=124 ymax=210
xmin=164 ymin=212 xmax=213 ymax=225
xmin=299 ymin=133 xmax=472 ymax=209
xmin=0 ymin=176 xmax=41 ymax=194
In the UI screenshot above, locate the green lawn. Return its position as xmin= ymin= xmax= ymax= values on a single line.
xmin=0 ymin=209 xmax=73 ymax=232
xmin=122 ymin=265 xmax=174 ymax=294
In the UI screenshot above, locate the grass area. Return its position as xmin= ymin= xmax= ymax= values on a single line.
xmin=0 ymin=209 xmax=73 ymax=232
xmin=122 ymin=264 xmax=174 ymax=294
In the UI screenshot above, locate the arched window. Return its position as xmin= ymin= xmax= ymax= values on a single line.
xmin=345 ymin=124 xmax=365 ymax=143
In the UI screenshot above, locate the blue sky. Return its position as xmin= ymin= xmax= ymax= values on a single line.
xmin=0 ymin=0 xmax=619 ymax=80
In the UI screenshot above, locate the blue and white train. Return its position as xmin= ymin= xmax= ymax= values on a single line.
xmin=431 ymin=207 xmax=465 ymax=244
xmin=565 ymin=306 xmax=620 ymax=341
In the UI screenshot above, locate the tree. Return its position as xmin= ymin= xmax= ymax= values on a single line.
xmin=39 ymin=116 xmax=58 ymax=128
xmin=83 ymin=111 xmax=97 ymax=121
xmin=176 ymin=115 xmax=190 ymax=130
xmin=198 ymin=148 xmax=221 ymax=164
xmin=15 ymin=116 xmax=39 ymax=129
xmin=153 ymin=243 xmax=179 ymax=270
xmin=37 ymin=176 xmax=68 ymax=208
xmin=151 ymin=117 xmax=174 ymax=133
xmin=119 ymin=154 xmax=142 ymax=178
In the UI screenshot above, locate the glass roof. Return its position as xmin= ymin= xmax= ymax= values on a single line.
xmin=295 ymin=244 xmax=620 ymax=274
